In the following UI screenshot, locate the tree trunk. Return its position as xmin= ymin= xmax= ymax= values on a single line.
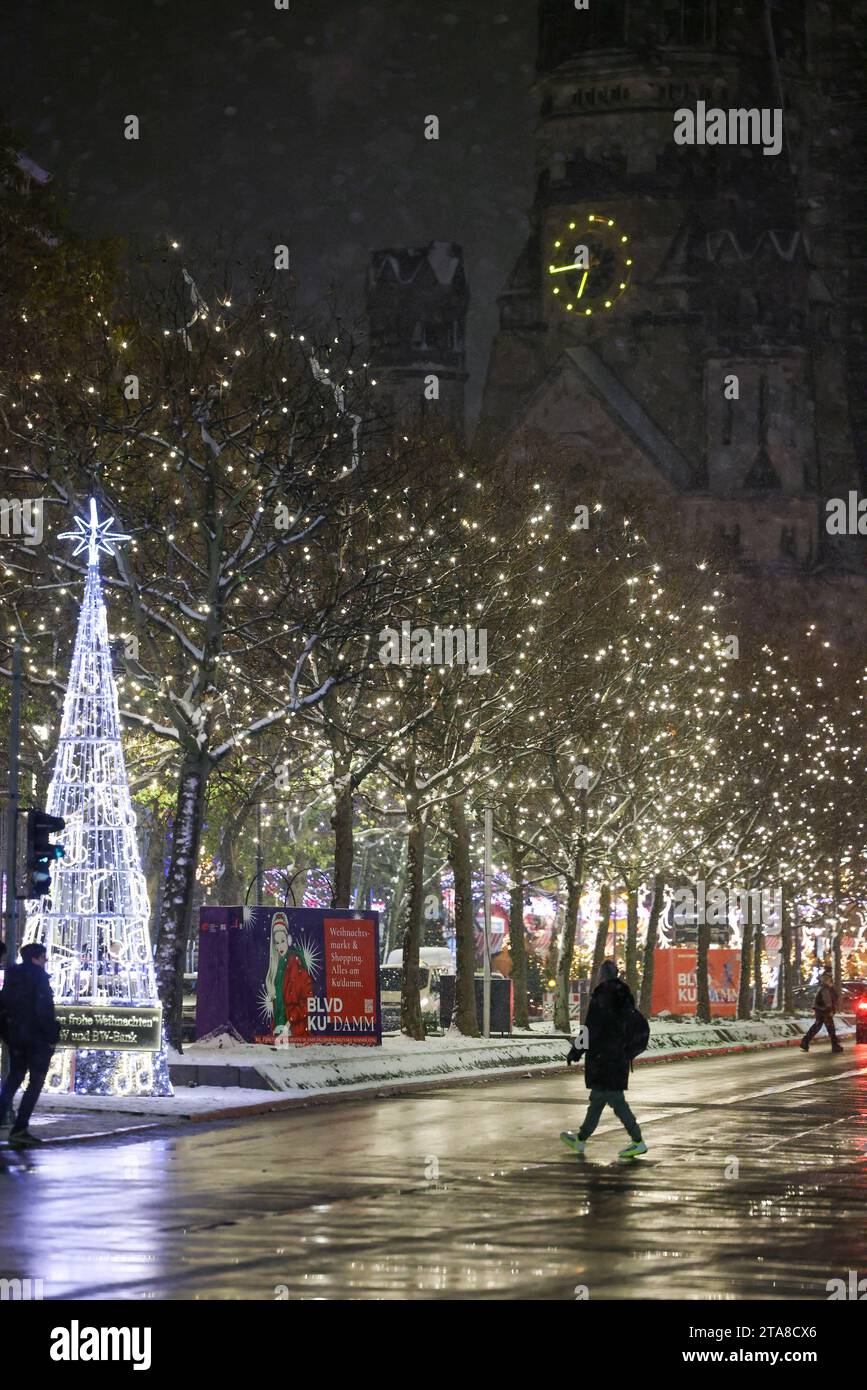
xmin=386 ymin=836 xmax=408 ymax=958
xmin=399 ymin=813 xmax=426 ymax=1040
xmin=695 ymin=916 xmax=711 ymax=1024
xmin=331 ymin=772 xmax=354 ymax=908
xmin=753 ymin=920 xmax=763 ymax=1013
xmin=447 ymin=794 xmax=479 ymax=1036
xmin=156 ymin=752 xmax=211 ymax=1050
xmin=780 ymin=884 xmax=794 ymax=1015
xmin=737 ymin=916 xmax=753 ymax=1020
xmin=507 ymin=826 xmax=529 ymax=1031
xmin=625 ymin=884 xmax=640 ymax=995
xmin=144 ymin=813 xmax=168 ymax=926
xmin=216 ymin=810 xmax=248 ymax=907
xmin=832 ymin=861 xmax=843 ymax=995
xmin=591 ymin=883 xmax=611 ymax=986
xmin=554 ymin=870 xmax=582 ymax=1035
xmin=544 ymin=939 xmax=559 ymax=991
xmin=833 ymin=924 xmax=843 ymax=995
xmin=638 ymin=874 xmax=665 ymax=1015
xmin=355 ymin=841 xmax=372 ymax=911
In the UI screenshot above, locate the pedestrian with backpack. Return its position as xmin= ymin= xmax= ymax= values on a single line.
xmin=561 ymin=959 xmax=649 ymax=1159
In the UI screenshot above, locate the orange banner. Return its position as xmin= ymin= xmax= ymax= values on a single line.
xmin=650 ymin=947 xmax=740 ymax=1017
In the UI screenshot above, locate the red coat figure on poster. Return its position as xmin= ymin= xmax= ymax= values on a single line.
xmin=265 ymin=913 xmax=314 ymax=1039
xmin=281 ymin=950 xmax=313 ymax=1037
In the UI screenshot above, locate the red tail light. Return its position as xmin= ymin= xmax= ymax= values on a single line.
xmin=857 ymin=1000 xmax=867 ymax=1012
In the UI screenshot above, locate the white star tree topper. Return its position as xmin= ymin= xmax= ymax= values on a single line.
xmin=58 ymin=497 xmax=131 ymax=566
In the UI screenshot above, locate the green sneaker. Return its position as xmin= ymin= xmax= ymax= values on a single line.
xmin=560 ymin=1130 xmax=587 ymax=1156
xmin=618 ymin=1139 xmax=648 ymax=1159
xmin=8 ymin=1130 xmax=43 ymax=1147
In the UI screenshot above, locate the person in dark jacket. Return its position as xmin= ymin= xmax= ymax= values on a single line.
xmin=561 ymin=960 xmax=647 ymax=1159
xmin=799 ymin=968 xmax=843 ymax=1054
xmin=0 ymin=942 xmax=60 ymax=1146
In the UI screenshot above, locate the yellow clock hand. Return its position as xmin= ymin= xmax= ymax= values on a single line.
xmin=549 ymin=267 xmax=591 ymax=300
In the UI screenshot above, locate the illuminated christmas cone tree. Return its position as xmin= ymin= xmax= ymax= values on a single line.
xmin=24 ymin=499 xmax=171 ymax=1097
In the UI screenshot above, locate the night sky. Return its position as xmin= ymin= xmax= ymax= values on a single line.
xmin=0 ymin=0 xmax=538 ymax=420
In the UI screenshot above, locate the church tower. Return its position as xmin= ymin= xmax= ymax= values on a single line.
xmin=481 ymin=0 xmax=865 ymax=621
xmin=366 ymin=241 xmax=469 ymax=439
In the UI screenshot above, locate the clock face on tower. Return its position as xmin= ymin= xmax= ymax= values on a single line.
xmin=546 ymin=212 xmax=633 ymax=317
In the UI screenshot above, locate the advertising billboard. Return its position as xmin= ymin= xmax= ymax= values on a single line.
xmin=197 ymin=905 xmax=381 ymax=1045
xmin=650 ymin=947 xmax=741 ymax=1017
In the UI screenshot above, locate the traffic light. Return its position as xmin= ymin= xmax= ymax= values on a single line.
xmin=25 ymin=809 xmax=66 ymax=898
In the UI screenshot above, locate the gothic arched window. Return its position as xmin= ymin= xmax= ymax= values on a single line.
xmin=659 ymin=0 xmax=716 ymax=46
xmin=537 ymin=0 xmax=627 ymax=70
xmin=538 ymin=1 xmax=716 ymax=69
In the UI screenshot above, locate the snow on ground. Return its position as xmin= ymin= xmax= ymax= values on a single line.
xmin=32 ymin=1014 xmax=853 ymax=1124
xmin=37 ymin=1085 xmax=284 ymax=1120
xmin=169 ymin=1028 xmax=573 ymax=1100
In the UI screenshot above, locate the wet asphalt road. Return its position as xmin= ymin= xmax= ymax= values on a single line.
xmin=1 ymin=1040 xmax=865 ymax=1301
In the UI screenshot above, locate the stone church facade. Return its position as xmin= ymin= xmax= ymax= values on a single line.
xmin=477 ymin=0 xmax=867 ymax=641
xmin=366 ymin=241 xmax=469 ymax=438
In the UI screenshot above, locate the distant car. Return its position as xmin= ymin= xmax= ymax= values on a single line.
xmin=379 ymin=963 xmax=441 ymax=1031
xmin=386 ymin=947 xmax=453 ymax=973
xmin=840 ymin=980 xmax=867 ymax=1011
xmin=181 ymin=972 xmax=198 ymax=1042
xmin=793 ymin=979 xmax=867 ymax=1015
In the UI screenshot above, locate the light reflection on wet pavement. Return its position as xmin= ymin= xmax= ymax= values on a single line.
xmin=1 ymin=1045 xmax=865 ymax=1300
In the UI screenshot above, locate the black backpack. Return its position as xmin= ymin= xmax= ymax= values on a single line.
xmin=624 ymin=1005 xmax=650 ymax=1061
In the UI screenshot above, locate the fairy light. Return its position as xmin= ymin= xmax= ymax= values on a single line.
xmin=6 ymin=255 xmax=867 ymax=1001
xmin=24 ymin=500 xmax=171 ymax=1098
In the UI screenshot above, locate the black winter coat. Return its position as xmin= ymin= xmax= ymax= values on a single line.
xmin=580 ymin=978 xmax=635 ymax=1090
xmin=0 ymin=961 xmax=60 ymax=1053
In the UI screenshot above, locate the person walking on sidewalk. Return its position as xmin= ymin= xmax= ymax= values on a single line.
xmin=800 ymin=967 xmax=843 ymax=1054
xmin=0 ymin=942 xmax=61 ymax=1146
xmin=561 ymin=959 xmax=647 ymax=1159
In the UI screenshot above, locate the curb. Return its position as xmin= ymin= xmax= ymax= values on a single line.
xmin=189 ymin=1033 xmax=839 ymax=1120
xmin=636 ymin=1029 xmax=855 ymax=1066
xmin=26 ymin=1027 xmax=858 ymax=1139
xmin=2 ymin=1120 xmax=168 ymax=1149
xmin=637 ymin=1035 xmax=799 ymax=1065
